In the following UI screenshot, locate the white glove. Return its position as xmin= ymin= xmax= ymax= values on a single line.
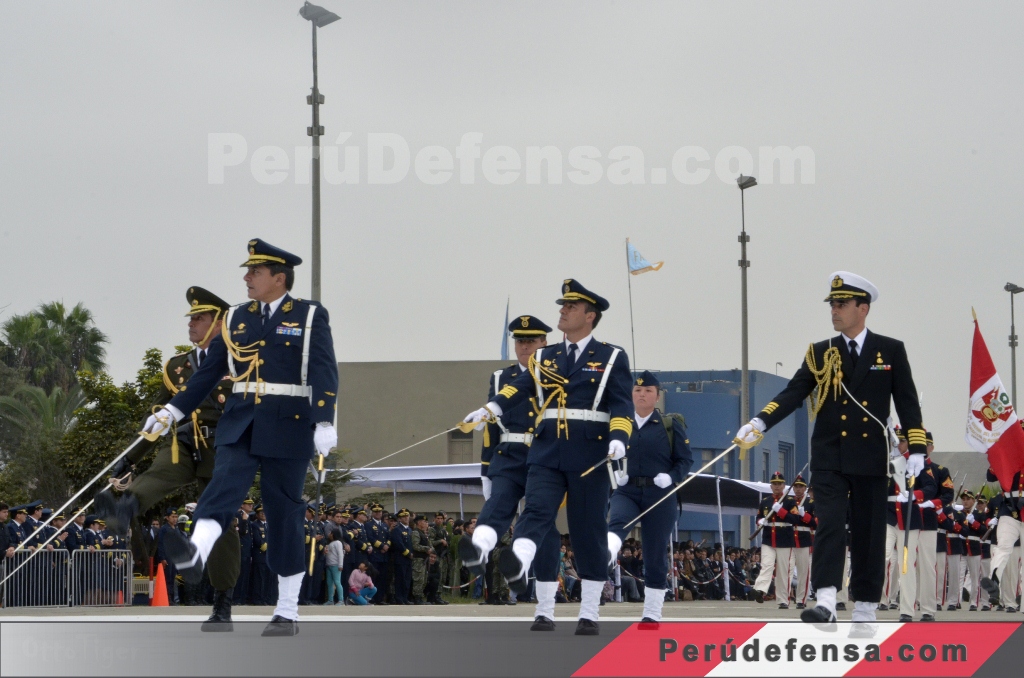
xmin=966 ymin=514 xmax=976 ymax=525
xmin=989 ymin=517 xmax=999 ymax=528
xmin=735 ymin=418 xmax=766 ymax=445
xmin=608 ymin=440 xmax=626 ymax=461
xmin=897 ymin=491 xmax=909 ymax=503
xmin=906 ymin=453 xmax=925 ymax=477
xmin=481 ymin=476 xmax=492 ymax=501
xmin=757 ymin=518 xmax=766 ymax=527
xmin=464 ymin=404 xmax=501 ymax=431
xmin=954 ymin=504 xmax=964 ymax=512
xmin=614 ymin=470 xmax=629 ymax=487
xmin=935 ymin=507 xmax=945 ymax=516
xmin=771 ymin=501 xmax=784 ymax=514
xmin=918 ymin=500 xmax=934 ymax=509
xmin=653 ymin=473 xmax=672 ymax=489
xmin=797 ymin=506 xmax=806 ymax=517
xmin=142 ymin=405 xmax=183 ymax=436
xmin=314 ymin=423 xmax=337 ymax=457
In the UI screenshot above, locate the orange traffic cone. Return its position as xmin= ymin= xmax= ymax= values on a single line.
xmin=151 ymin=563 xmax=169 ymax=607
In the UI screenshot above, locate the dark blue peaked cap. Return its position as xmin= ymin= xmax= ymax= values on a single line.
xmin=556 ymin=279 xmax=610 ymax=311
xmin=509 ymin=315 xmax=552 ymax=338
xmin=634 ymin=370 xmax=660 ymax=388
xmin=241 ymin=238 xmax=303 ymax=268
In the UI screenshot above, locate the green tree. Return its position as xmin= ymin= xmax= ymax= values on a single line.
xmin=1 ymin=301 xmax=108 ymax=393
xmin=0 ymin=383 xmax=86 ymax=436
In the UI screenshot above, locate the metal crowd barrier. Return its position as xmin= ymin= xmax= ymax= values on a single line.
xmin=0 ymin=549 xmax=133 ymax=608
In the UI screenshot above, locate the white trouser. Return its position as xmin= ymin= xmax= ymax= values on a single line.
xmin=915 ymin=530 xmax=937 ymax=614
xmin=754 ymin=544 xmax=791 ymax=600
xmin=965 ymin=554 xmax=982 ymax=606
xmin=897 ymin=530 xmax=922 ymax=618
xmin=835 ymin=548 xmax=850 ymax=604
xmin=534 ymin=580 xmax=558 ymax=621
xmin=884 ymin=525 xmax=901 ymax=606
xmin=935 ymin=550 xmax=948 ymax=608
xmin=1003 ymin=545 xmax=1022 ymax=608
xmin=945 ymin=554 xmax=962 ymax=607
xmin=791 ymin=547 xmax=811 ymax=605
xmin=989 ymin=517 xmax=1024 ymax=583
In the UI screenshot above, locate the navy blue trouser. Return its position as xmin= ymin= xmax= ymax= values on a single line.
xmin=516 ymin=463 xmax=611 ymax=582
xmin=194 ymin=426 xmax=309 ymax=577
xmin=607 ymin=483 xmax=679 ymax=590
xmin=393 ymin=557 xmax=412 ymax=603
xmin=478 ymin=469 xmax=562 ymax=581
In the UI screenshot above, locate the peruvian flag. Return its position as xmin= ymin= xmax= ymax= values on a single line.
xmin=965 ymin=316 xmax=1024 ymax=491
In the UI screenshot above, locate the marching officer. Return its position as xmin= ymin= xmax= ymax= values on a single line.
xmin=981 ymin=464 xmax=1024 ymax=609
xmin=752 ymin=472 xmax=798 ymax=608
xmin=734 ymin=272 xmax=927 ymax=630
xmin=93 ymin=286 xmax=240 ymax=630
xmin=366 ymin=504 xmax=391 ymax=604
xmin=459 ymin=314 xmax=564 ymax=630
xmin=784 ymin=474 xmax=815 ymax=609
xmin=390 ymin=509 xmax=413 ymax=605
xmin=148 ymin=239 xmax=339 ymax=637
xmin=464 ymin=280 xmax=633 ymax=636
xmin=606 ymin=370 xmax=693 ymax=625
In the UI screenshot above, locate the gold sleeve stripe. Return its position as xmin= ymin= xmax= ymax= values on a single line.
xmin=497 ymin=385 xmax=518 ymax=398
xmin=761 ymin=401 xmax=779 ymax=415
xmin=609 ymin=417 xmax=633 ymax=436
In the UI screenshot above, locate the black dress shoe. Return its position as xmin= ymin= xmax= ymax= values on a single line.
xmin=800 ymin=605 xmax=837 ymax=631
xmin=778 ymin=602 xmax=789 ymax=610
xmin=638 ymin=617 xmax=660 ymax=630
xmin=835 ymin=602 xmax=846 ymax=611
xmin=920 ymin=613 xmax=935 ymax=621
xmin=531 ymin=616 xmax=555 ymax=631
xmin=112 ymin=492 xmax=139 ymax=537
xmin=888 ymin=603 xmax=899 ymax=610
xmin=969 ymin=605 xmax=978 ymax=611
xmin=898 ymin=614 xmax=913 ymax=622
xmin=877 ymin=603 xmax=888 ymax=612
xmin=980 ymin=577 xmax=1000 ymax=604
xmin=458 ymin=535 xmax=487 ymax=577
xmin=163 ymin=528 xmax=204 ymax=585
xmin=754 ymin=589 xmax=764 ymax=604
xmin=575 ymin=619 xmax=599 ymax=636
xmin=498 ymin=548 xmax=529 ymax=595
xmin=202 ymin=590 xmax=234 ymax=632
xmin=261 ymin=615 xmax=299 ymax=637
xmin=947 ymin=604 xmax=957 ymax=611
xmin=795 ymin=602 xmax=805 ymax=609
xmin=1007 ymin=606 xmax=1018 ymax=613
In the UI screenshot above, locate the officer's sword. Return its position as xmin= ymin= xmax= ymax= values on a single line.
xmin=15 ymin=433 xmax=151 ymax=553
xmin=309 ymin=454 xmax=327 ymax=576
xmin=902 ymin=475 xmax=916 ymax=574
xmin=749 ymin=460 xmax=810 ymax=541
xmin=622 ymin=443 xmax=741 ymax=531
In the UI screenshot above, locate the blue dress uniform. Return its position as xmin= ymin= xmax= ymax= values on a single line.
xmin=752 ymin=474 xmax=799 ymax=607
xmin=249 ymin=510 xmax=275 ymax=605
xmin=233 ymin=500 xmax=254 ymax=605
xmin=365 ymin=505 xmax=391 ymax=603
xmin=161 ymin=239 xmax=338 ymax=588
xmin=20 ymin=501 xmax=43 ymax=549
xmin=484 ymin=281 xmax=633 ymax=600
xmin=607 ymin=372 xmax=693 ymax=614
xmin=389 ymin=510 xmax=413 ymax=604
xmin=463 ymin=316 xmax=563 ymax=595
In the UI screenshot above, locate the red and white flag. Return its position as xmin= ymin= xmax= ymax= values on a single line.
xmin=965 ymin=316 xmax=1024 ymax=490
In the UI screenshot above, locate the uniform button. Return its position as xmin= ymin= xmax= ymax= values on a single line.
xmin=841 ymin=431 xmax=847 ymax=437
xmin=259 ymin=359 xmax=264 ymax=365
xmin=559 ymin=424 xmax=565 ymax=429
xmin=528 ymin=428 xmax=534 ymax=432
xmin=528 ymin=412 xmax=534 ymax=416
xmin=591 ymin=379 xmax=596 ymax=383
xmin=841 ymin=415 xmax=846 ymax=420
xmin=863 ymin=417 xmax=868 ymax=422
xmin=318 ymin=400 xmax=325 ymax=407
xmin=862 ymin=400 xmax=868 ymax=406
xmin=254 ymin=397 xmax=261 ymax=404
xmin=862 ymin=433 xmax=868 ymax=438
xmin=295 ymin=415 xmax=300 ymax=420
xmin=842 ymin=400 xmax=848 ymax=405
xmin=285 ymin=341 xmax=290 ymax=346
xmin=260 ymin=341 xmax=266 ymax=346
xmin=598 ymin=436 xmax=603 ymax=440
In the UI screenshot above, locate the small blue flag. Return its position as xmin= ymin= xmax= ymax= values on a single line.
xmin=627 ymin=239 xmax=664 ymax=275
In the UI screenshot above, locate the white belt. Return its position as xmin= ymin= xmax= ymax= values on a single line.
xmin=541 ymin=409 xmax=610 ymax=423
xmin=765 ymin=521 xmax=789 ymax=527
xmin=1004 ymin=491 xmax=1022 ymax=498
xmin=887 ymin=496 xmax=899 ymax=502
xmin=967 ymin=536 xmax=981 ymax=542
xmin=937 ymin=529 xmax=946 ymax=534
xmin=499 ymin=432 xmax=534 ymax=445
xmin=795 ymin=526 xmax=812 ymax=532
xmin=232 ymin=382 xmax=312 ymax=398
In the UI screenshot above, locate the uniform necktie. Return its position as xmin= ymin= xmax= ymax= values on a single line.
xmin=567 ymin=343 xmax=579 ymax=368
xmin=848 ymin=339 xmax=859 ymax=367
xmin=197 ymin=349 xmax=206 ymax=368
xmin=262 ymin=304 xmax=270 ymax=327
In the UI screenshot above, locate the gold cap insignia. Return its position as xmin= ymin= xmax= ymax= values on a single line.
xmin=636 ymin=378 xmax=643 ymax=385
xmin=249 ymin=246 xmax=255 ymax=255
xmin=248 ymin=239 xmax=257 ymax=246
xmin=191 ymin=299 xmax=199 ymax=307
xmin=832 ymin=275 xmax=843 ymax=289
xmin=520 ymin=316 xmax=529 ymax=327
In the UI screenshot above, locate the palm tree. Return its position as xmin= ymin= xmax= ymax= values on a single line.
xmin=0 ymin=383 xmax=86 ymax=436
xmin=1 ymin=302 xmax=107 ymax=392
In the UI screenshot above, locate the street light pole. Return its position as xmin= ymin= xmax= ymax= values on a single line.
xmin=736 ymin=175 xmax=757 ymax=481
xmin=1006 ymin=283 xmax=1024 ymax=407
xmin=299 ymin=2 xmax=340 ymax=302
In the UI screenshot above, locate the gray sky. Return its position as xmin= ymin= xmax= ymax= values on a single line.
xmin=2 ymin=2 xmax=1022 ymax=452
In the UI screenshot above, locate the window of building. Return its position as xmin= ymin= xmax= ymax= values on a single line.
xmin=762 ymin=450 xmax=771 ymax=483
xmin=447 ymin=430 xmax=474 ymax=464
xmin=779 ymin=441 xmax=794 ymax=480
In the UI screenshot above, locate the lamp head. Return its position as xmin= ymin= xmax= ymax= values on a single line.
xmin=737 ymin=175 xmax=757 ymax=190
xmin=300 ymin=2 xmax=340 ymax=27
xmin=1005 ymin=282 xmax=1024 ymax=294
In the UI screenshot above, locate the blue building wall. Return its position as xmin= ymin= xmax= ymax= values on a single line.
xmin=654 ymin=369 xmax=812 ymax=547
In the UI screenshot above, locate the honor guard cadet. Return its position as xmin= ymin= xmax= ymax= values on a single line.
xmin=892 ymin=450 xmax=938 ymax=622
xmin=390 ymin=509 xmax=414 ymax=605
xmin=459 ymin=314 xmax=563 ymax=630
xmin=943 ymin=500 xmax=967 ymax=610
xmin=919 ymin=432 xmax=953 ymax=619
xmin=606 ymin=371 xmax=694 ymax=625
xmin=977 ymin=496 xmax=993 ymax=610
xmin=981 ymin=461 xmax=1024 ymax=610
xmin=145 ymin=239 xmax=339 ymax=637
xmin=93 ymin=286 xmax=241 ymax=630
xmin=752 ymin=472 xmax=798 ymax=608
xmin=366 ymin=504 xmax=391 ymax=604
xmin=464 ymin=280 xmax=633 ymax=636
xmin=961 ymin=490 xmax=986 ymax=610
xmin=784 ymin=474 xmax=815 ymax=609
xmin=735 ymin=272 xmax=926 ymax=629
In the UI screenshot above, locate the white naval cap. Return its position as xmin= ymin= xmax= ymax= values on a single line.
xmin=824 ymin=271 xmax=879 ymax=303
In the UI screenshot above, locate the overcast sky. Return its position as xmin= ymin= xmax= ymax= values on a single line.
xmin=2 ymin=2 xmax=1021 ymax=451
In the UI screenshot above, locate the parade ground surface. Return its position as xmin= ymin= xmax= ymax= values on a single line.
xmin=3 ymin=602 xmax=1024 ymax=677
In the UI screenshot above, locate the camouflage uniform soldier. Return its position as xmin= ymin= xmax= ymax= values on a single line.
xmin=428 ymin=512 xmax=450 ymax=593
xmin=410 ymin=515 xmax=434 ymax=604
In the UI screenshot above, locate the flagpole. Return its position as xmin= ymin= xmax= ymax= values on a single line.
xmin=626 ymin=238 xmax=637 ymax=372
